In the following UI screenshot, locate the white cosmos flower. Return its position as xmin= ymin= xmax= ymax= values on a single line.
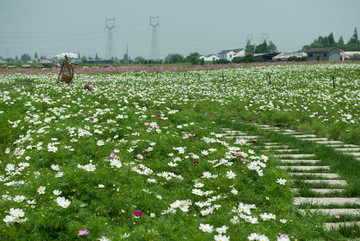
xmin=55 ymin=197 xmax=71 ymax=208
xmin=199 ymin=223 xmax=213 ymax=233
xmin=53 ymin=190 xmax=62 ymax=195
xmin=37 ymin=186 xmax=46 ymax=194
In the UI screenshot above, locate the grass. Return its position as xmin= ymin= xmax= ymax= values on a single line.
xmin=1 ymin=63 xmax=360 ymax=240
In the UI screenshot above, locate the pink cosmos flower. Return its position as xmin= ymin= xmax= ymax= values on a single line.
xmin=144 ymin=122 xmax=150 ymax=126
xmin=143 ymin=149 xmax=147 ymax=153
xmin=137 ymin=154 xmax=143 ymax=159
xmin=78 ymin=229 xmax=90 ymax=236
xmin=276 ymin=234 xmax=289 ymax=241
xmin=110 ymin=152 xmax=116 ymax=158
xmin=133 ymin=211 xmax=143 ymax=216
xmin=241 ymin=158 xmax=247 ymax=162
xmin=335 ymin=215 xmax=340 ymax=219
xmin=235 ymin=152 xmax=242 ymax=156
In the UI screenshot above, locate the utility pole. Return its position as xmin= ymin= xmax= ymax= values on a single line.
xmin=105 ymin=18 xmax=116 ymax=60
xmin=149 ymin=16 xmax=160 ymax=60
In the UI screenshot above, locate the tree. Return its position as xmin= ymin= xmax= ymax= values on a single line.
xmin=255 ymin=40 xmax=269 ymax=53
xmin=328 ymin=33 xmax=335 ymax=46
xmin=268 ymin=41 xmax=278 ymax=53
xmin=134 ymin=56 xmax=146 ymax=64
xmin=95 ymin=53 xmax=100 ymax=61
xmin=168 ymin=54 xmax=184 ymax=64
xmin=20 ymin=53 xmax=31 ymax=63
xmin=245 ymin=40 xmax=255 ymax=54
xmin=34 ymin=52 xmax=38 ymax=59
xmin=338 ymin=36 xmax=345 ymax=45
xmin=348 ymin=27 xmax=360 ymax=44
xmin=185 ymin=52 xmax=201 ymax=65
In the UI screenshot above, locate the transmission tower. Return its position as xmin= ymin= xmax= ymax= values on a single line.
xmin=247 ymin=34 xmax=253 ymax=43
xmin=261 ymin=33 xmax=269 ymax=41
xmin=105 ymin=18 xmax=115 ymax=60
xmin=149 ymin=16 xmax=160 ymax=60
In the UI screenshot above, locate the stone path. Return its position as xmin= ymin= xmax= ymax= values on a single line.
xmin=220 ymin=124 xmax=360 ymax=231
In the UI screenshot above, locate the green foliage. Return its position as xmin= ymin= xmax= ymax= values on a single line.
xmin=232 ymin=53 xmax=265 ymax=63
xmin=20 ymin=53 xmax=31 ymax=63
xmin=302 ymin=29 xmax=360 ymax=51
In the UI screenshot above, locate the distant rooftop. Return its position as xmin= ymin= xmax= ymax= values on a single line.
xmin=306 ymin=47 xmax=343 ymax=53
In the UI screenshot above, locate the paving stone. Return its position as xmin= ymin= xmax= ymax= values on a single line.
xmin=264 ymin=145 xmax=289 ymax=149
xmin=224 ymin=130 xmax=247 ymax=135
xmin=293 ymin=134 xmax=317 ymax=138
xmin=324 ymin=221 xmax=360 ymax=230
xmin=316 ymin=140 xmax=343 ymax=144
xmin=301 ymin=180 xmax=347 ymax=186
xmin=302 ymin=209 xmax=360 ymax=215
xmin=292 ymin=188 xmax=345 ymax=194
xmin=294 ymin=197 xmax=360 ymax=206
xmin=300 ymin=137 xmax=329 ymax=141
xmin=275 ymin=154 xmax=316 ymax=158
xmin=279 ymin=166 xmax=330 ymax=171
xmin=335 ymin=148 xmax=360 ymax=152
xmin=264 ymin=142 xmax=282 ymax=146
xmin=280 ymin=159 xmax=320 ymax=164
xmin=288 ymin=172 xmax=340 ymax=178
xmin=225 ymin=136 xmax=258 ymax=139
xmin=273 ymin=149 xmax=300 ymax=152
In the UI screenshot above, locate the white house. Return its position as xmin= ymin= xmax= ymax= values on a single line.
xmin=199 ymin=54 xmax=220 ymax=62
xmin=218 ymin=49 xmax=245 ymax=61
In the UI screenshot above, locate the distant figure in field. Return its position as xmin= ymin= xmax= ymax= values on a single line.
xmin=84 ymin=83 xmax=94 ymax=91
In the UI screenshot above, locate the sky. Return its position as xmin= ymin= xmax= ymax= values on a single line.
xmin=0 ymin=0 xmax=359 ymax=60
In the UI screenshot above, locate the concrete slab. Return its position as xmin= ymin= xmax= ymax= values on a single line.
xmin=292 ymin=188 xmax=345 ymax=194
xmin=280 ymin=159 xmax=320 ymax=164
xmin=275 ymin=154 xmax=316 ymax=158
xmin=279 ymin=166 xmax=330 ymax=171
xmin=288 ymin=173 xmax=340 ymax=178
xmin=301 ymin=180 xmax=347 ymax=186
xmin=324 ymin=221 xmax=360 ymax=230
xmin=302 ymin=209 xmax=360 ymax=215
xmin=294 ymin=197 xmax=360 ymax=206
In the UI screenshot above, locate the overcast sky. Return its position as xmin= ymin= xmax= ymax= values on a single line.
xmin=0 ymin=0 xmax=359 ymax=60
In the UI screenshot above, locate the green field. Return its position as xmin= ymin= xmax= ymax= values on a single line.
xmin=0 ymin=62 xmax=359 ymax=240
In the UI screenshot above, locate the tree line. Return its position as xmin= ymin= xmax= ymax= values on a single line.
xmin=302 ymin=27 xmax=360 ymax=51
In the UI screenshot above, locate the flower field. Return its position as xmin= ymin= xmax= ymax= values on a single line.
xmin=0 ymin=62 xmax=359 ymax=240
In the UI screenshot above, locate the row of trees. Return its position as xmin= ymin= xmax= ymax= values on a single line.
xmin=302 ymin=27 xmax=360 ymax=51
xmin=245 ymin=40 xmax=278 ymax=54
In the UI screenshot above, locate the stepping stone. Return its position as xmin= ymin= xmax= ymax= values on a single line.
xmin=264 ymin=145 xmax=289 ymax=149
xmin=225 ymin=136 xmax=258 ymax=139
xmin=294 ymin=197 xmax=360 ymax=206
xmin=289 ymin=173 xmax=340 ymax=178
xmin=324 ymin=221 xmax=360 ymax=230
xmin=301 ymin=180 xmax=347 ymax=186
xmin=303 ymin=209 xmax=360 ymax=216
xmin=279 ymin=166 xmax=330 ymax=171
xmin=264 ymin=142 xmax=281 ymax=145
xmin=275 ymin=154 xmax=316 ymax=158
xmin=280 ymin=159 xmax=320 ymax=164
xmin=292 ymin=188 xmax=345 ymax=194
xmin=223 ymin=131 xmax=247 ymax=135
xmin=293 ymin=134 xmax=317 ymax=138
xmin=316 ymin=140 xmax=343 ymax=144
xmin=300 ymin=138 xmax=329 ymax=141
xmin=273 ymin=149 xmax=300 ymax=152
xmin=335 ymin=148 xmax=360 ymax=152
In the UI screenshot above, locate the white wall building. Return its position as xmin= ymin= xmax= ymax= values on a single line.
xmin=218 ymin=49 xmax=245 ymax=61
xmin=199 ymin=54 xmax=220 ymax=62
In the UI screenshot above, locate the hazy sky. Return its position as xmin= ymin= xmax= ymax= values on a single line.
xmin=1 ymin=0 xmax=359 ymax=60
